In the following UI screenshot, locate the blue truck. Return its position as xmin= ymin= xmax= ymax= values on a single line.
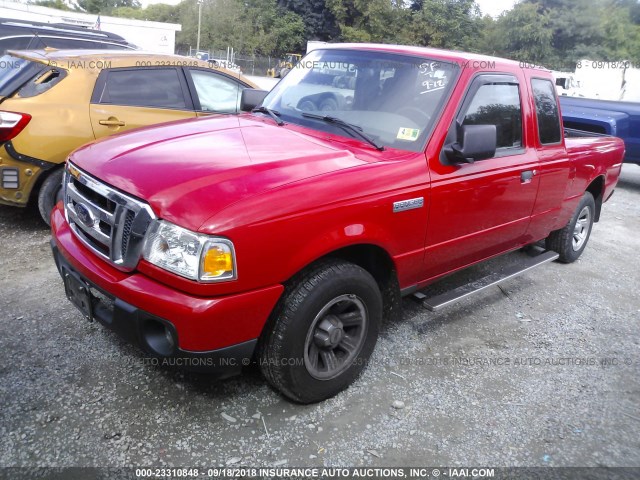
xmin=560 ymin=96 xmax=640 ymax=165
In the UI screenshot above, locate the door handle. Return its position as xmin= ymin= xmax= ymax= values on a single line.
xmin=520 ymin=170 xmax=537 ymax=183
xmin=99 ymin=119 xmax=125 ymax=127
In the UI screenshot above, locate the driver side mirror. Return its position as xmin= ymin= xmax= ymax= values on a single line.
xmin=240 ymin=88 xmax=269 ymax=112
xmin=444 ymin=124 xmax=497 ymax=164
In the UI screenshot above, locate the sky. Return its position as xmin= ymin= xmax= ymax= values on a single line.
xmin=475 ymin=0 xmax=519 ymax=17
xmin=140 ymin=0 xmax=520 ymax=16
xmin=140 ymin=0 xmax=180 ymax=7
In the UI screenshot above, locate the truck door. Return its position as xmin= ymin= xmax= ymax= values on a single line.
xmin=90 ymin=67 xmax=196 ymax=140
xmin=525 ymin=77 xmax=571 ymax=240
xmin=424 ymin=74 xmax=540 ymax=278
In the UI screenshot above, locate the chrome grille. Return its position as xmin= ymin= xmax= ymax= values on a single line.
xmin=63 ymin=162 xmax=155 ymax=271
xmin=121 ymin=210 xmax=135 ymax=258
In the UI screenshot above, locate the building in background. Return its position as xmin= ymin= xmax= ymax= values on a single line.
xmin=0 ymin=0 xmax=180 ymax=54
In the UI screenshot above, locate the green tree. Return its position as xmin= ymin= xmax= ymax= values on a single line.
xmin=602 ymin=0 xmax=640 ymax=63
xmin=110 ymin=6 xmax=144 ymax=19
xmin=277 ymin=0 xmax=340 ymax=41
xmin=112 ymin=3 xmax=180 ymax=22
xmin=404 ymin=0 xmax=481 ymax=50
xmin=326 ymin=0 xmax=402 ymax=42
xmin=490 ymin=2 xmax=555 ymax=66
xmin=534 ymin=0 xmax=605 ymax=66
xmin=513 ymin=0 xmax=640 ymax=68
xmin=31 ymin=0 xmax=72 ymax=10
xmin=613 ymin=0 xmax=640 ymax=19
xmin=474 ymin=14 xmax=500 ymax=56
xmin=76 ymin=0 xmax=141 ymax=14
xmin=172 ymin=0 xmax=304 ymax=57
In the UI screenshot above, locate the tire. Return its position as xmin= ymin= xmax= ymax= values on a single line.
xmin=546 ymin=191 xmax=595 ymax=263
xmin=298 ymin=100 xmax=316 ymax=112
xmin=319 ymin=97 xmax=338 ymax=112
xmin=334 ymin=76 xmax=348 ymax=89
xmin=258 ymin=260 xmax=382 ymax=403
xmin=37 ymin=168 xmax=64 ymax=226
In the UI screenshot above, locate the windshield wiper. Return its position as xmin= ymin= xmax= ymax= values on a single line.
xmin=252 ymin=106 xmax=284 ymax=126
xmin=301 ymin=113 xmax=385 ymax=151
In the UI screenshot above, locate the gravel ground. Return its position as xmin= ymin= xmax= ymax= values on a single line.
xmin=1 ymin=165 xmax=639 ymax=469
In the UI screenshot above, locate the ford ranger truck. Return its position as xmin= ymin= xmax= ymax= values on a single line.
xmin=50 ymin=44 xmax=624 ymax=403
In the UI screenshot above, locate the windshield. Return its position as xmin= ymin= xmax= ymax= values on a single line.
xmin=261 ymin=48 xmax=459 ymax=152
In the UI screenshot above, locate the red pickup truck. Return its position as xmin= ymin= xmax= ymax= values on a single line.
xmin=50 ymin=44 xmax=624 ymax=403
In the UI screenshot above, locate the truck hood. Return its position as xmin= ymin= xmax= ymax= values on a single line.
xmin=69 ymin=115 xmax=366 ymax=231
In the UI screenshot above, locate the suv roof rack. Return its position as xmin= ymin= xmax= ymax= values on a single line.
xmin=0 ymin=17 xmax=128 ymax=43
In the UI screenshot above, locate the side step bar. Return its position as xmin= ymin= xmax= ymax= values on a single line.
xmin=417 ymin=250 xmax=559 ymax=312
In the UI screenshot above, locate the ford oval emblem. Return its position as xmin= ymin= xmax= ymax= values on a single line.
xmin=75 ymin=203 xmax=96 ymax=227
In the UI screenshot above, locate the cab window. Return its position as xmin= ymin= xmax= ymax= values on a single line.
xmin=97 ymin=68 xmax=188 ymax=109
xmin=531 ymin=78 xmax=562 ymax=144
xmin=461 ymin=82 xmax=523 ymax=150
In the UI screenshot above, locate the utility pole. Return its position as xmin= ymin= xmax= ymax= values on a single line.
xmin=196 ymin=0 xmax=203 ymax=53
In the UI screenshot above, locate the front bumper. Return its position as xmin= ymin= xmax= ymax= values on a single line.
xmin=51 ymin=204 xmax=284 ymax=377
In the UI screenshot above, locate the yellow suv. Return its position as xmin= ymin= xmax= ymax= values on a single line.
xmin=0 ymin=49 xmax=256 ymax=223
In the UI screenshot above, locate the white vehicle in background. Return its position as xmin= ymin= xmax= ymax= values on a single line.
xmin=193 ymin=48 xmax=242 ymax=75
xmin=552 ymin=71 xmax=584 ymax=97
xmin=571 ymin=59 xmax=640 ymax=102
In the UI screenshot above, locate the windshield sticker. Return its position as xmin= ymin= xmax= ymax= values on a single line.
xmin=397 ymin=128 xmax=420 ymax=141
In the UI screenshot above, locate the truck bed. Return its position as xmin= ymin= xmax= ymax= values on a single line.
xmin=560 ymin=96 xmax=640 ymax=165
xmin=565 ymin=134 xmax=625 ymax=163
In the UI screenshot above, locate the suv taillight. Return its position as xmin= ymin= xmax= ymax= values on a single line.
xmin=0 ymin=111 xmax=31 ymax=142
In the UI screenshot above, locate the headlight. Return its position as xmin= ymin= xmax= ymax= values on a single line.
xmin=142 ymin=220 xmax=236 ymax=282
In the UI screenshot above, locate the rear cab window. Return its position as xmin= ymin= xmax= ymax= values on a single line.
xmin=531 ymin=78 xmax=562 ymax=145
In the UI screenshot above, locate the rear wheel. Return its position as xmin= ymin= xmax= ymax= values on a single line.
xmin=319 ymin=97 xmax=338 ymax=112
xmin=546 ymin=191 xmax=595 ymax=263
xmin=37 ymin=168 xmax=64 ymax=226
xmin=258 ymin=260 xmax=382 ymax=403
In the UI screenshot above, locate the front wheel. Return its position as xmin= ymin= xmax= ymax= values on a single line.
xmin=546 ymin=191 xmax=595 ymax=263
xmin=37 ymin=168 xmax=64 ymax=226
xmin=258 ymin=260 xmax=382 ymax=403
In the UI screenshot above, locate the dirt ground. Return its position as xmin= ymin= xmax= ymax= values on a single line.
xmin=1 ymin=165 xmax=639 ymax=469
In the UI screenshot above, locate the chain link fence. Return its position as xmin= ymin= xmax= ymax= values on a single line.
xmin=177 ymin=47 xmax=278 ymax=76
